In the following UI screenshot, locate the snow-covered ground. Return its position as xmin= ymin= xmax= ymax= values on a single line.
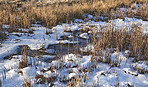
xmin=0 ymin=15 xmax=148 ymax=87
xmin=0 ymin=52 xmax=148 ymax=86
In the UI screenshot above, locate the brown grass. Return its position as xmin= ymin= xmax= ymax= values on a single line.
xmin=35 ymin=74 xmax=57 ymax=84
xmin=0 ymin=1 xmax=148 ymax=85
xmin=18 ymin=46 xmax=28 ymax=69
xmin=0 ymin=0 xmax=147 ymax=42
xmin=135 ymin=3 xmax=148 ymax=20
xmin=0 ymin=32 xmax=7 ymax=42
xmin=95 ymin=25 xmax=148 ymax=61
xmin=0 ymin=0 xmax=147 ymax=29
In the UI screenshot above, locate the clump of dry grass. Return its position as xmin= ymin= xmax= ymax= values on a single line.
xmin=0 ymin=32 xmax=6 ymax=42
xmin=131 ymin=65 xmax=148 ymax=74
xmin=0 ymin=0 xmax=147 ymax=30
xmin=18 ymin=46 xmax=29 ymax=69
xmin=0 ymin=26 xmax=6 ymax=42
xmin=35 ymin=74 xmax=57 ymax=84
xmin=135 ymin=3 xmax=148 ymax=21
xmin=95 ymin=26 xmax=148 ymax=61
xmin=23 ymin=79 xmax=31 ymax=87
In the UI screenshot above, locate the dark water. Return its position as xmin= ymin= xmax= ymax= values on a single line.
xmin=48 ymin=31 xmax=87 ymax=55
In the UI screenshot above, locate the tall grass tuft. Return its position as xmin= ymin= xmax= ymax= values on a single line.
xmin=95 ymin=25 xmax=148 ymax=61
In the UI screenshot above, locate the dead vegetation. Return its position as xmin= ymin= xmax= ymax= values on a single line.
xmin=93 ymin=25 xmax=148 ymax=62
xmin=0 ymin=0 xmax=147 ymax=28
xmin=0 ymin=0 xmax=147 ymax=42
xmin=35 ymin=74 xmax=57 ymax=84
xmin=0 ymin=0 xmax=148 ymax=86
xmin=23 ymin=79 xmax=31 ymax=87
xmin=135 ymin=3 xmax=148 ymax=21
xmin=18 ymin=46 xmax=29 ymax=69
xmin=0 ymin=32 xmax=6 ymax=42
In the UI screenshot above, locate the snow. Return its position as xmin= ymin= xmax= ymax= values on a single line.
xmin=110 ymin=52 xmax=128 ymax=66
xmin=2 ymin=25 xmax=10 ymax=29
xmin=80 ymin=44 xmax=94 ymax=52
xmin=0 ymin=24 xmax=81 ymax=58
xmin=0 ymin=15 xmax=148 ymax=86
xmin=79 ymin=33 xmax=89 ymax=39
xmin=0 ymin=50 xmax=148 ymax=87
xmin=0 ymin=44 xmax=18 ymax=58
xmin=46 ymin=49 xmax=55 ymax=54
xmin=68 ymin=73 xmax=76 ymax=79
xmin=74 ymin=19 xmax=84 ymax=23
xmin=1 ymin=17 xmax=147 ymax=58
xmin=132 ymin=61 xmax=148 ymax=72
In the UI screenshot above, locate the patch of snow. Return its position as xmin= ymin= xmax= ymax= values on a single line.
xmin=2 ymin=25 xmax=10 ymax=29
xmin=79 ymin=33 xmax=89 ymax=39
